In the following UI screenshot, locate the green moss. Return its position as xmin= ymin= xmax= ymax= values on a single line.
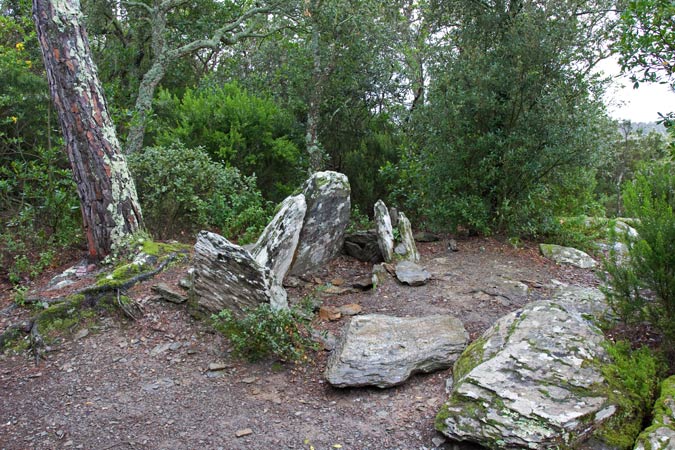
xmin=634 ymin=375 xmax=675 ymax=448
xmin=435 ymin=402 xmax=451 ymax=432
xmin=453 ymin=335 xmax=488 ymax=382
xmin=141 ymin=240 xmax=190 ymax=257
xmin=593 ymin=342 xmax=663 ymax=449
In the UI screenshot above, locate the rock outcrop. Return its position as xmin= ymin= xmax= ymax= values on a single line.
xmin=374 ymin=200 xmax=395 ymax=263
xmin=343 ymin=230 xmax=383 ymax=263
xmin=437 ymin=301 xmax=637 ymax=449
xmin=326 ymin=314 xmax=468 ymax=388
xmin=540 ymin=243 xmax=597 ymax=268
xmin=289 ymin=171 xmax=351 ymax=276
xmin=189 ymin=231 xmax=287 ymax=318
xmin=634 ymin=376 xmax=675 ymax=450
xmin=250 ymin=194 xmax=307 ymax=284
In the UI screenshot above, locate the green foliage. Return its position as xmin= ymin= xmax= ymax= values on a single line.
xmin=211 ymin=302 xmax=317 ymax=363
xmin=128 ymin=144 xmax=270 ymax=241
xmin=597 ymin=341 xmax=663 ymax=448
xmin=389 ymin=0 xmax=613 ymax=236
xmin=148 ymin=82 xmax=305 ymax=201
xmin=541 ymin=216 xmax=607 ymax=254
xmin=603 ymin=162 xmax=675 ymax=347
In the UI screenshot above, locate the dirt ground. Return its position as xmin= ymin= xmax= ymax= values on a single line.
xmin=0 ymin=236 xmax=600 ymax=450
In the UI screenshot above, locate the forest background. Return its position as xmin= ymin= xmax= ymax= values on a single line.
xmin=1 ymin=0 xmax=673 ymax=289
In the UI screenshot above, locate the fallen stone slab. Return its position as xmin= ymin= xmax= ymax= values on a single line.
xmin=395 ymin=260 xmax=431 ymax=286
xmin=540 ymin=243 xmax=597 ymax=268
xmin=326 ymin=314 xmax=468 ymax=388
xmin=188 ymin=231 xmax=287 ymax=318
xmin=437 ymin=300 xmax=644 ymax=449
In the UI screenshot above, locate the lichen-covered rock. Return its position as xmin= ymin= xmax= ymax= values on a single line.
xmin=552 ymin=284 xmax=615 ymax=323
xmin=436 ymin=301 xmax=632 ymax=449
xmin=343 ymin=230 xmax=383 ymax=263
xmin=634 ymin=376 xmax=675 ymax=450
xmin=397 ymin=212 xmax=420 ymax=262
xmin=395 ymin=260 xmax=431 ymax=286
xmin=326 ymin=314 xmax=468 ymax=388
xmin=540 ymin=243 xmax=597 ymax=268
xmin=374 ymin=199 xmax=394 ymax=263
xmin=250 ymin=194 xmax=306 ymax=284
xmin=189 ymin=231 xmax=287 ymax=318
xmin=289 ymin=171 xmax=351 ymax=276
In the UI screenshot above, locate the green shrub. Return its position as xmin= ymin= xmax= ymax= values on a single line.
xmin=597 ymin=341 xmax=663 ymax=448
xmin=603 ymin=162 xmax=675 ymax=346
xmin=148 ymin=81 xmax=305 ymax=201
xmin=211 ymin=302 xmax=317 ymax=362
xmin=128 ymin=144 xmax=271 ymax=241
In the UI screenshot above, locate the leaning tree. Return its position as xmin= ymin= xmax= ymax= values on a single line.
xmin=33 ymin=0 xmax=144 ymax=260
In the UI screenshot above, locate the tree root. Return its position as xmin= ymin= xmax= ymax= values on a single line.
xmin=0 ymin=253 xmax=177 ymax=365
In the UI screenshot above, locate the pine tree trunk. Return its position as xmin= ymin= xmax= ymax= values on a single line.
xmin=33 ymin=0 xmax=144 ymax=260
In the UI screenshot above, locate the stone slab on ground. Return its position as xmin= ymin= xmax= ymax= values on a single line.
xmin=395 ymin=260 xmax=431 ymax=286
xmin=326 ymin=314 xmax=468 ymax=388
xmin=437 ymin=300 xmax=637 ymax=449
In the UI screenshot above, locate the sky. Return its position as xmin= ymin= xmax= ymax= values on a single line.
xmin=597 ymin=56 xmax=675 ymax=123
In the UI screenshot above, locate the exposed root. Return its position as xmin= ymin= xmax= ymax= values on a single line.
xmin=0 ymin=253 xmax=178 ymax=364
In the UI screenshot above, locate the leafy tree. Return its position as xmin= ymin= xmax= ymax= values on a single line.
xmin=391 ymin=0 xmax=617 ymax=234
xmin=616 ymin=0 xmax=675 ymax=137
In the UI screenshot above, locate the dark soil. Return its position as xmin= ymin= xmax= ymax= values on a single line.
xmin=0 ymin=237 xmax=604 ymax=450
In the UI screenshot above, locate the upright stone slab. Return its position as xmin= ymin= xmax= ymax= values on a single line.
xmin=436 ymin=301 xmax=639 ymax=449
xmin=374 ymin=199 xmax=394 ymax=263
xmin=189 ymin=231 xmax=287 ymax=318
xmin=326 ymin=314 xmax=468 ymax=388
xmin=289 ymin=171 xmax=351 ymax=276
xmin=250 ymin=194 xmax=307 ymax=284
xmin=397 ymin=212 xmax=420 ymax=262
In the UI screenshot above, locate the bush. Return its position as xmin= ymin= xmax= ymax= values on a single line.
xmin=211 ymin=301 xmax=317 ymax=362
xmin=603 ymin=162 xmax=675 ymax=346
xmin=128 ymin=144 xmax=271 ymax=241
xmin=148 ymin=82 xmax=305 ymax=201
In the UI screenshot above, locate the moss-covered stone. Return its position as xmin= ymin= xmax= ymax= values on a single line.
xmin=634 ymin=376 xmax=675 ymax=450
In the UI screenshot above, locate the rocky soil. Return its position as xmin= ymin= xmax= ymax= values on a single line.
xmin=0 ymin=237 xmax=600 ymax=450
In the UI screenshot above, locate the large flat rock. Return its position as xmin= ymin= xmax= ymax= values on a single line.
xmin=289 ymin=171 xmax=351 ymax=276
xmin=326 ymin=314 xmax=468 ymax=388
xmin=437 ymin=301 xmax=635 ymax=449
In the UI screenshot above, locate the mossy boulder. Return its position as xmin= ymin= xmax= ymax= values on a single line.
xmin=540 ymin=243 xmax=597 ymax=269
xmin=634 ymin=376 xmax=675 ymax=450
xmin=436 ymin=301 xmax=646 ymax=449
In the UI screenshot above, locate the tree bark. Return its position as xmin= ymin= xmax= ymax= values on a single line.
xmin=33 ymin=0 xmax=144 ymax=260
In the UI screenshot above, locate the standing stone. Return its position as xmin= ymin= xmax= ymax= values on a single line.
xmin=437 ymin=301 xmax=641 ymax=449
xmin=250 ymin=194 xmax=307 ymax=284
xmin=189 ymin=231 xmax=287 ymax=318
xmin=289 ymin=171 xmax=351 ymax=276
xmin=326 ymin=314 xmax=468 ymax=388
xmin=374 ymin=200 xmax=395 ymax=263
xmin=396 ymin=212 xmax=420 ymax=262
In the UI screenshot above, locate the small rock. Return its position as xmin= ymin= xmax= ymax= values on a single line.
xmin=448 ymin=239 xmax=458 ymax=252
xmin=74 ymin=329 xmax=89 ymax=340
xmin=169 ymin=342 xmax=182 ymax=351
xmin=338 ymin=304 xmax=362 ymax=316
xmin=151 ymin=283 xmax=188 ymax=304
xmin=312 ymin=329 xmax=337 ymax=351
xmin=331 ymin=278 xmax=345 ymax=286
xmin=178 ymin=277 xmax=192 ymax=289
xmin=352 ymin=275 xmax=373 ymax=291
xmin=395 ymin=261 xmax=431 ymax=286
xmin=322 ymin=285 xmax=353 ymax=295
xmin=208 ymin=362 xmax=229 ymax=371
xmin=432 ymin=436 xmax=446 ymax=447
xmin=319 ymin=306 xmax=342 ymax=321
xmin=235 ymin=428 xmax=253 ymax=438
xmin=241 ymin=376 xmax=257 ymax=384
xmin=150 ymin=342 xmax=172 ymax=357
